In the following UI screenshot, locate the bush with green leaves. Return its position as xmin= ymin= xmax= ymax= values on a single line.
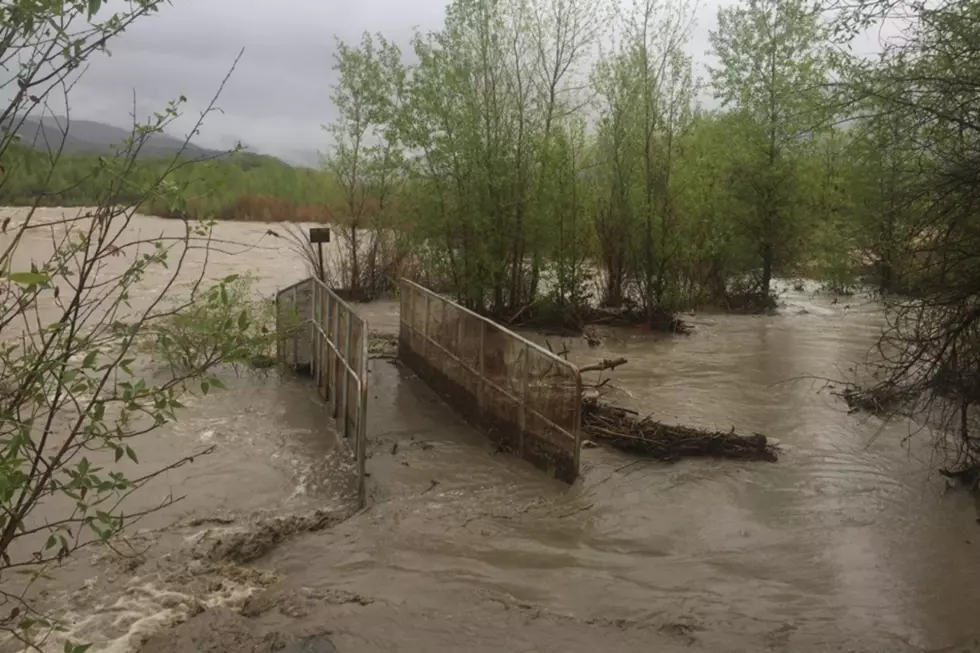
xmin=139 ymin=273 xmax=277 ymax=376
xmin=0 ymin=1 xmax=270 ymax=650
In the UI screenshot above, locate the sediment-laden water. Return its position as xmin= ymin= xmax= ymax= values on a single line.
xmin=3 ymin=208 xmax=979 ymax=653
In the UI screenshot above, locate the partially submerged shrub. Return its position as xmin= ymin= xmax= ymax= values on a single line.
xmin=139 ymin=274 xmax=276 ymax=375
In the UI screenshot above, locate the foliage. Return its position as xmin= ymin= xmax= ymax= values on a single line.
xmin=0 ymin=0 xmax=273 ymax=649
xmin=0 ymin=145 xmax=337 ymax=223
xmin=138 ymin=273 xmax=277 ymax=374
xmin=828 ymin=0 xmax=980 ymax=470
xmin=708 ymin=0 xmax=832 ymax=299
xmin=322 ymin=0 xmax=871 ymax=323
xmin=324 ymin=33 xmax=410 ymax=299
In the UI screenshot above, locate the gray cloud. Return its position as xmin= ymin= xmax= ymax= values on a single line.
xmin=67 ymin=0 xmax=888 ymax=166
xmin=73 ymin=0 xmax=449 ymax=164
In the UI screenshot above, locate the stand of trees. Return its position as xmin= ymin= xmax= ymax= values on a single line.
xmin=318 ymin=0 xmax=980 ymax=473
xmin=319 ymin=0 xmax=925 ymax=317
xmin=0 ymin=145 xmax=337 ymax=222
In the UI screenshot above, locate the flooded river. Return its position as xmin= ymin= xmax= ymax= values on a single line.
xmin=4 ymin=208 xmax=980 ymax=653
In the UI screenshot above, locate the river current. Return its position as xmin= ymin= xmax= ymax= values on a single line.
xmin=2 ymin=208 xmax=979 ymax=653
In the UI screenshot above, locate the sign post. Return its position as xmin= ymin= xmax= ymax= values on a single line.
xmin=309 ymin=227 xmax=331 ymax=282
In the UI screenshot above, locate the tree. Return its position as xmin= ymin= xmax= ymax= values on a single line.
xmin=325 ymin=32 xmax=406 ymax=299
xmin=528 ymin=0 xmax=606 ymax=308
xmin=832 ymin=0 xmax=980 ymax=472
xmin=709 ymin=0 xmax=831 ymax=299
xmin=591 ymin=0 xmax=697 ymax=320
xmin=0 ymin=2 xmax=271 ymax=648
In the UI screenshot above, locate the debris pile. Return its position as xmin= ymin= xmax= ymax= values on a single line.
xmin=582 ymin=399 xmax=778 ymax=462
xmin=833 ymin=382 xmax=909 ymax=415
xmin=368 ymin=331 xmax=398 ymax=359
xmin=574 ymin=356 xmax=778 ymax=463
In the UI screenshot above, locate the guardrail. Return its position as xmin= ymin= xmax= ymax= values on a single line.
xmin=398 ymin=279 xmax=582 ymax=482
xmin=275 ymin=277 xmax=368 ymax=508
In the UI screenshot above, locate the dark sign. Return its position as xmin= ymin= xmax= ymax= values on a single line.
xmin=309 ymin=227 xmax=331 ymax=244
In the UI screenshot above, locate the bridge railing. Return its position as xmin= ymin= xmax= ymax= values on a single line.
xmin=275 ymin=277 xmax=368 ymax=508
xmin=398 ymin=279 xmax=582 ymax=482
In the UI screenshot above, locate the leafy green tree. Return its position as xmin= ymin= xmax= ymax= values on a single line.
xmin=326 ymin=32 xmax=407 ymax=299
xmin=0 ymin=2 xmax=273 ymax=648
xmin=831 ymin=0 xmax=980 ymax=469
xmin=709 ymin=0 xmax=831 ymax=299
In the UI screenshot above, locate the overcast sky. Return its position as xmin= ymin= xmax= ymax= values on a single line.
xmin=67 ymin=0 xmax=888 ymax=166
xmin=59 ymin=0 xmax=725 ymax=165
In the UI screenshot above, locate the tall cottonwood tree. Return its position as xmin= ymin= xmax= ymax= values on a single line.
xmin=592 ymin=0 xmax=697 ymax=319
xmin=529 ymin=0 xmax=606 ymax=308
xmin=326 ymin=33 xmax=405 ymax=299
xmin=709 ymin=0 xmax=830 ymax=298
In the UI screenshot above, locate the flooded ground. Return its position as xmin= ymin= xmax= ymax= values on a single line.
xmin=4 ymin=208 xmax=980 ymax=652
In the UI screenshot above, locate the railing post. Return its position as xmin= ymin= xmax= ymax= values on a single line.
xmin=357 ymin=332 xmax=368 ymax=509
xmin=455 ymin=307 xmax=463 ymax=357
xmin=423 ymin=291 xmax=431 ymax=358
xmin=409 ymin=284 xmax=417 ymax=342
xmin=275 ymin=290 xmax=282 ymax=367
xmin=342 ymin=308 xmax=352 ymax=438
xmin=320 ymin=285 xmax=328 ymax=396
xmin=519 ymin=342 xmax=530 ymax=456
xmin=572 ymin=370 xmax=582 ymax=478
xmin=478 ymin=321 xmax=486 ymax=415
xmin=331 ymin=294 xmax=340 ymax=416
xmin=312 ymin=281 xmax=319 ymax=386
xmin=291 ymin=285 xmax=299 ymax=367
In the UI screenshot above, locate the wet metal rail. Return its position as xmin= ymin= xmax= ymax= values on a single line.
xmin=275 ymin=277 xmax=367 ymax=508
xmin=398 ymin=279 xmax=583 ymax=482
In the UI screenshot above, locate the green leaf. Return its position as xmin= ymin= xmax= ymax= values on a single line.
xmin=83 ymin=350 xmax=98 ymax=368
xmin=200 ymin=381 xmax=210 ymax=395
xmin=87 ymin=0 xmax=102 ymax=19
xmin=8 ymin=272 xmax=49 ymax=285
xmin=125 ymin=446 xmax=138 ymax=464
xmin=238 ymin=311 xmax=249 ymax=331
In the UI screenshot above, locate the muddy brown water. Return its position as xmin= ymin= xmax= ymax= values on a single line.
xmin=3 ymin=208 xmax=980 ymax=653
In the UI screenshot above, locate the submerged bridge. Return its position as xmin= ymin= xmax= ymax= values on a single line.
xmin=275 ymin=277 xmax=584 ymax=509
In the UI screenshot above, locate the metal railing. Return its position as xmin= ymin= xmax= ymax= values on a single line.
xmin=275 ymin=277 xmax=368 ymax=508
xmin=398 ymin=279 xmax=582 ymax=482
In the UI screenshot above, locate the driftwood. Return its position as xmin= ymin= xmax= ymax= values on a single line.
xmin=368 ymin=331 xmax=398 ymax=359
xmin=832 ymin=382 xmax=909 ymax=415
xmin=581 ymin=395 xmax=778 ymax=463
xmin=579 ymin=357 xmax=628 ymax=374
xmin=940 ymin=465 xmax=980 ymax=489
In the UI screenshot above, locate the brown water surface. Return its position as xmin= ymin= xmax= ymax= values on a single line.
xmin=3 ymin=209 xmax=980 ymax=653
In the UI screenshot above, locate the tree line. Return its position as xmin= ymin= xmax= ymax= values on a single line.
xmin=0 ymin=143 xmax=337 ymax=222
xmin=321 ymin=0 xmax=939 ymax=321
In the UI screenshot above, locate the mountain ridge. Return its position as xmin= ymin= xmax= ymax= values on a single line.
xmin=4 ymin=116 xmax=321 ymax=168
xmin=5 ymin=115 xmax=224 ymax=160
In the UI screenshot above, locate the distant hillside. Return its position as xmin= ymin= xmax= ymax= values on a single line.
xmin=4 ymin=116 xmax=223 ymax=160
